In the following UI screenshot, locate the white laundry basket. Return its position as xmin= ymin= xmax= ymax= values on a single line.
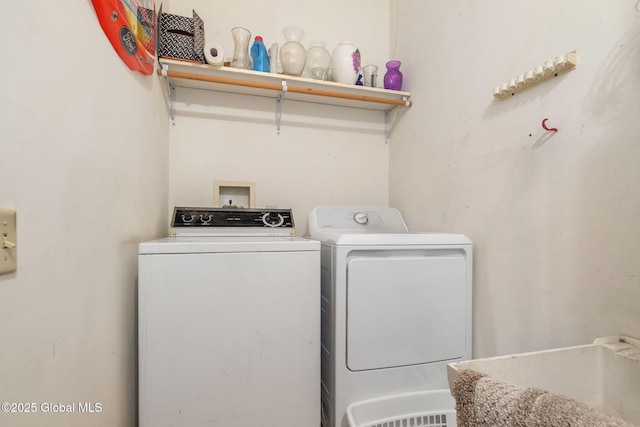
xmin=346 ymin=389 xmax=457 ymax=427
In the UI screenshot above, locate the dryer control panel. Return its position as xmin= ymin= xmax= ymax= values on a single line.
xmin=307 ymin=206 xmax=408 ymax=240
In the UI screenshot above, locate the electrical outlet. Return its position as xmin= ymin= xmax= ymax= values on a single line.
xmin=0 ymin=208 xmax=17 ymax=275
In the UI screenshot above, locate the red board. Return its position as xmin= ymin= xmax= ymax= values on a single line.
xmin=91 ymin=0 xmax=156 ymax=75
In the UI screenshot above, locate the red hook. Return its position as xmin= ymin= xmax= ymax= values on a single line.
xmin=542 ymin=118 xmax=558 ymax=132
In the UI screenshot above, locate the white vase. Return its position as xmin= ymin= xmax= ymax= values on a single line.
xmin=331 ymin=41 xmax=360 ymax=84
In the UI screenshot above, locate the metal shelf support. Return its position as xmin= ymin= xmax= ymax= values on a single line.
xmin=161 ymin=64 xmax=177 ymax=126
xmin=276 ymin=80 xmax=288 ymax=135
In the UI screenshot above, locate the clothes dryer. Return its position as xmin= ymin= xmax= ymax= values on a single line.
xmin=307 ymin=206 xmax=472 ymax=427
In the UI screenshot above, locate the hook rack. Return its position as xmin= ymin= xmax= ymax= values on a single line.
xmin=493 ymin=51 xmax=577 ymax=99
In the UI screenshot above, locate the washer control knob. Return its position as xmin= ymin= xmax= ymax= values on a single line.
xmin=262 ymin=212 xmax=285 ymax=228
xmin=180 ymin=214 xmax=195 ymax=223
xmin=353 ymin=212 xmax=369 ymax=225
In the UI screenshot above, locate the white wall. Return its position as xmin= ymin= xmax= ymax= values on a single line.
xmin=390 ymin=0 xmax=640 ymax=357
xmin=0 ymin=1 xmax=390 ymax=424
xmin=167 ymin=0 xmax=392 ymax=233
xmin=4 ymin=1 xmax=638 ymax=425
xmin=0 ymin=2 xmax=168 ymax=426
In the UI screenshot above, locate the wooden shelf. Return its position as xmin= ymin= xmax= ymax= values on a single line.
xmin=158 ymin=58 xmax=411 ymax=112
xmin=158 ymin=58 xmax=411 ymax=140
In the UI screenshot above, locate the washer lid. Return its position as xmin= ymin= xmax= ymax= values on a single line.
xmin=138 ymin=236 xmax=320 ymax=254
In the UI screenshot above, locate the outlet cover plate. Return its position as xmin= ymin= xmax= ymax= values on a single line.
xmin=0 ymin=208 xmax=17 ymax=274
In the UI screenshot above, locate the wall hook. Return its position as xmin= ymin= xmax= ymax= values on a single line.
xmin=542 ymin=118 xmax=558 ymax=132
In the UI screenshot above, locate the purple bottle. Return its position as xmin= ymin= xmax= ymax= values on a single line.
xmin=383 ymin=60 xmax=403 ymax=91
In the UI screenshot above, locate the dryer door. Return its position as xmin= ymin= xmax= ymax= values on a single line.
xmin=346 ymin=250 xmax=468 ymax=371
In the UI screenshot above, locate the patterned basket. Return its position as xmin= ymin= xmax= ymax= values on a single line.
xmin=157 ymin=5 xmax=204 ymax=63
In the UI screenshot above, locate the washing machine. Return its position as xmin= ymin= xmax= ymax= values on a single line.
xmin=138 ymin=207 xmax=320 ymax=427
xmin=307 ymin=206 xmax=472 ymax=427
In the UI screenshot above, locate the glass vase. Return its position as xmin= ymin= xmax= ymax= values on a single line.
xmin=280 ymin=26 xmax=306 ymax=76
xmin=362 ymin=64 xmax=378 ymax=87
xmin=383 ymin=60 xmax=403 ymax=91
xmin=304 ymin=41 xmax=331 ymax=80
xmin=231 ymin=27 xmax=252 ymax=70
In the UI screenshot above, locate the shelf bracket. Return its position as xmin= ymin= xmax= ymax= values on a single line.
xmin=275 ymin=80 xmax=288 ymax=135
xmin=385 ymin=111 xmax=390 ymax=143
xmin=169 ymin=82 xmax=176 ymax=127
xmin=161 ymin=63 xmax=177 ymax=126
xmin=384 ymin=97 xmax=409 ymax=143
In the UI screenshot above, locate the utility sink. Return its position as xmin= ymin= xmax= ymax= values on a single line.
xmin=447 ymin=335 xmax=640 ymax=425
